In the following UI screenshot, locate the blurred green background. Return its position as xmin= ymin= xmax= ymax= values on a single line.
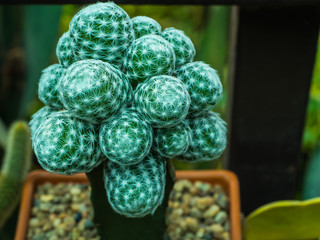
xmin=0 ymin=4 xmax=319 ymax=239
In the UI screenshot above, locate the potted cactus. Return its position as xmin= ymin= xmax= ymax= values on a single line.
xmin=21 ymin=2 xmax=237 ymax=239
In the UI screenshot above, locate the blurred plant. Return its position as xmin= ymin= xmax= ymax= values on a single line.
xmin=302 ymin=34 xmax=320 ymax=154
xmin=0 ymin=121 xmax=31 ymax=229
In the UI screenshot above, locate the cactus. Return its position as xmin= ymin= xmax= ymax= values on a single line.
xmin=99 ymin=108 xmax=153 ymax=165
xmin=124 ymin=35 xmax=176 ymax=86
xmin=162 ymin=27 xmax=195 ymax=68
xmin=133 ymin=75 xmax=190 ymax=128
xmin=182 ymin=111 xmax=227 ymax=162
xmin=59 ymin=59 xmax=132 ymax=124
xmin=38 ymin=64 xmax=65 ymax=109
xmin=0 ymin=121 xmax=31 ymax=229
xmin=131 ymin=16 xmax=162 ymax=39
xmin=154 ymin=120 xmax=191 ymax=158
xmin=56 ymin=31 xmax=77 ymax=68
xmin=33 ymin=110 xmax=102 ymax=175
xmin=69 ymin=2 xmax=135 ymax=67
xmin=175 ymin=61 xmax=223 ymax=116
xmin=29 ymin=106 xmax=55 ymax=140
xmin=104 ymin=153 xmax=166 ymax=218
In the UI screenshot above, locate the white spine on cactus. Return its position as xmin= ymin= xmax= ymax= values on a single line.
xmin=33 ymin=110 xmax=102 ymax=175
xmin=56 ymin=31 xmax=78 ymax=68
xmin=133 ymin=75 xmax=190 ymax=128
xmin=104 ymin=153 xmax=166 ymax=218
xmin=58 ymin=59 xmax=132 ymax=124
xmin=38 ymin=64 xmax=65 ymax=109
xmin=175 ymin=61 xmax=223 ymax=116
xmin=69 ymin=2 xmax=135 ymax=67
xmin=182 ymin=111 xmax=227 ymax=162
xmin=99 ymin=108 xmax=153 ymax=165
xmin=131 ymin=16 xmax=162 ymax=39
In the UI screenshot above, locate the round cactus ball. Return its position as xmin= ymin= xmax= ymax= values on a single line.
xmin=29 ymin=106 xmax=55 ymax=141
xmin=131 ymin=16 xmax=161 ymax=39
xmin=182 ymin=111 xmax=227 ymax=162
xmin=38 ymin=64 xmax=65 ymax=109
xmin=99 ymin=108 xmax=153 ymax=165
xmin=69 ymin=2 xmax=135 ymax=67
xmin=33 ymin=111 xmax=102 ymax=175
xmin=56 ymin=31 xmax=78 ymax=68
xmin=162 ymin=27 xmax=195 ymax=68
xmin=59 ymin=59 xmax=132 ymax=124
xmin=124 ymin=35 xmax=176 ymax=86
xmin=133 ymin=75 xmax=190 ymax=128
xmin=175 ymin=61 xmax=223 ymax=116
xmin=154 ymin=120 xmax=191 ymax=158
xmin=104 ymin=153 xmax=166 ymax=218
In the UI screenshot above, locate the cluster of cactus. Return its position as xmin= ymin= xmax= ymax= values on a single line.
xmin=30 ymin=2 xmax=227 ymax=219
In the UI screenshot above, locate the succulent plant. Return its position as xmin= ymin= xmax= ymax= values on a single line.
xmin=124 ymin=35 xmax=175 ymax=86
xmin=133 ymin=75 xmax=190 ymax=128
xmin=175 ymin=61 xmax=223 ymax=116
xmin=131 ymin=16 xmax=161 ymax=39
xmin=38 ymin=64 xmax=65 ymax=109
xmin=182 ymin=111 xmax=227 ymax=162
xmin=162 ymin=27 xmax=195 ymax=68
xmin=99 ymin=108 xmax=153 ymax=165
xmin=59 ymin=59 xmax=132 ymax=124
xmin=0 ymin=121 xmax=31 ymax=229
xmin=154 ymin=120 xmax=191 ymax=158
xmin=56 ymin=31 xmax=78 ymax=68
xmin=69 ymin=2 xmax=135 ymax=67
xmin=29 ymin=106 xmax=55 ymax=140
xmin=33 ymin=110 xmax=102 ymax=175
xmin=104 ymin=153 xmax=166 ymax=218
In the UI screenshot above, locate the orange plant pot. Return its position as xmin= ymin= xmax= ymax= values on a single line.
xmin=15 ymin=169 xmax=241 ymax=240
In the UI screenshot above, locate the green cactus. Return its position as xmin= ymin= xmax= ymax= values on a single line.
xmin=154 ymin=120 xmax=191 ymax=158
xmin=56 ymin=31 xmax=77 ymax=68
xmin=133 ymin=75 xmax=190 ymax=128
xmin=99 ymin=108 xmax=153 ymax=165
xmin=104 ymin=153 xmax=166 ymax=218
xmin=175 ymin=61 xmax=223 ymax=116
xmin=162 ymin=27 xmax=195 ymax=68
xmin=59 ymin=59 xmax=132 ymax=124
xmin=131 ymin=16 xmax=162 ymax=39
xmin=124 ymin=35 xmax=176 ymax=86
xmin=33 ymin=110 xmax=102 ymax=175
xmin=29 ymin=106 xmax=55 ymax=140
xmin=0 ymin=121 xmax=31 ymax=229
xmin=69 ymin=2 xmax=135 ymax=67
xmin=38 ymin=64 xmax=65 ymax=109
xmin=182 ymin=111 xmax=227 ymax=162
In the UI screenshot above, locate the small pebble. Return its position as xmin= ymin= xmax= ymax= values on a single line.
xmin=203 ymin=204 xmax=220 ymax=218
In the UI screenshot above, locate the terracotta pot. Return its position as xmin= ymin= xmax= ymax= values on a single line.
xmin=15 ymin=169 xmax=241 ymax=240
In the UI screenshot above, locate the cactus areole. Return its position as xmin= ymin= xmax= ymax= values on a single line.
xmin=30 ymin=2 xmax=227 ymax=239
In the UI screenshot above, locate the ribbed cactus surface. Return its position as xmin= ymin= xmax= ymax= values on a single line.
xmin=56 ymin=31 xmax=77 ymax=68
xmin=162 ymin=27 xmax=195 ymax=68
xmin=38 ymin=64 xmax=65 ymax=109
xmin=69 ymin=2 xmax=134 ymax=67
xmin=133 ymin=75 xmax=190 ymax=128
xmin=124 ymin=35 xmax=175 ymax=86
xmin=33 ymin=111 xmax=102 ymax=175
xmin=104 ymin=153 xmax=166 ymax=218
xmin=59 ymin=59 xmax=132 ymax=124
xmin=99 ymin=108 xmax=153 ymax=165
xmin=183 ymin=111 xmax=227 ymax=161
xmin=154 ymin=120 xmax=191 ymax=158
xmin=131 ymin=16 xmax=161 ymax=39
xmin=175 ymin=61 xmax=223 ymax=116
xmin=29 ymin=106 xmax=55 ymax=140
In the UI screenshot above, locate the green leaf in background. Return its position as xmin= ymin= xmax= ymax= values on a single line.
xmin=245 ymin=198 xmax=320 ymax=240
